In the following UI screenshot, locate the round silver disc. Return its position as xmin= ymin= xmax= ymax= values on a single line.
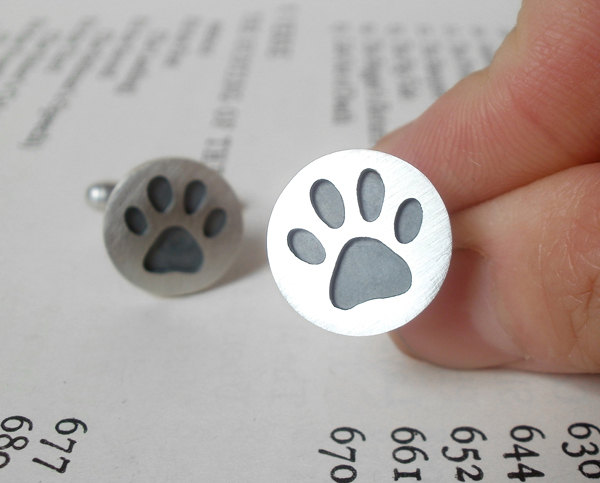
xmin=267 ymin=149 xmax=451 ymax=336
xmin=104 ymin=157 xmax=242 ymax=296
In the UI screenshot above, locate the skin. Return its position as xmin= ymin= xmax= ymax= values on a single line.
xmin=374 ymin=0 xmax=600 ymax=372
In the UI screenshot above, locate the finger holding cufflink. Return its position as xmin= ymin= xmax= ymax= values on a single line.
xmin=87 ymin=157 xmax=243 ymax=296
xmin=267 ymin=149 xmax=452 ymax=336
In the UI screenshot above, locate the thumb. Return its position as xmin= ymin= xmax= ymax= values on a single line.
xmin=375 ymin=0 xmax=600 ymax=372
xmin=394 ymin=164 xmax=600 ymax=372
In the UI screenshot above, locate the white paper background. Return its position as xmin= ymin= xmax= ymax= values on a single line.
xmin=1 ymin=1 xmax=599 ymax=481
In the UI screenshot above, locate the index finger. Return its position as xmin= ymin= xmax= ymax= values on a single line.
xmin=375 ymin=0 xmax=600 ymax=212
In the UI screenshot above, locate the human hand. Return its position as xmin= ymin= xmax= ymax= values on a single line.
xmin=375 ymin=0 xmax=600 ymax=372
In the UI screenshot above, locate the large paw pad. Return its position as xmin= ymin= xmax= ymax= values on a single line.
xmin=267 ymin=150 xmax=451 ymax=336
xmin=104 ymin=158 xmax=242 ymax=296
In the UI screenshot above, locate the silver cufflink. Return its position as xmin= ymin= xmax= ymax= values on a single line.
xmin=87 ymin=157 xmax=243 ymax=296
xmin=267 ymin=149 xmax=451 ymax=336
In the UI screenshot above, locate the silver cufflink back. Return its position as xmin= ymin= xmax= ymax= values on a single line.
xmin=88 ymin=157 xmax=243 ymax=296
xmin=267 ymin=149 xmax=451 ymax=336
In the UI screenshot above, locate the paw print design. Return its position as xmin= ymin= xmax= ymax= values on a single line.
xmin=104 ymin=158 xmax=242 ymax=296
xmin=267 ymin=150 xmax=451 ymax=336
xmin=123 ymin=176 xmax=225 ymax=274
xmin=287 ymin=172 xmax=422 ymax=310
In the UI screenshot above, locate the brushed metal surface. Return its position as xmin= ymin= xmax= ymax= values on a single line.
xmin=267 ymin=149 xmax=451 ymax=336
xmin=104 ymin=157 xmax=242 ymax=296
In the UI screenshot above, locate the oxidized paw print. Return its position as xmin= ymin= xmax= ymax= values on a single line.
xmin=104 ymin=158 xmax=242 ymax=296
xmin=286 ymin=170 xmax=422 ymax=310
xmin=124 ymin=175 xmax=226 ymax=274
xmin=267 ymin=150 xmax=451 ymax=336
